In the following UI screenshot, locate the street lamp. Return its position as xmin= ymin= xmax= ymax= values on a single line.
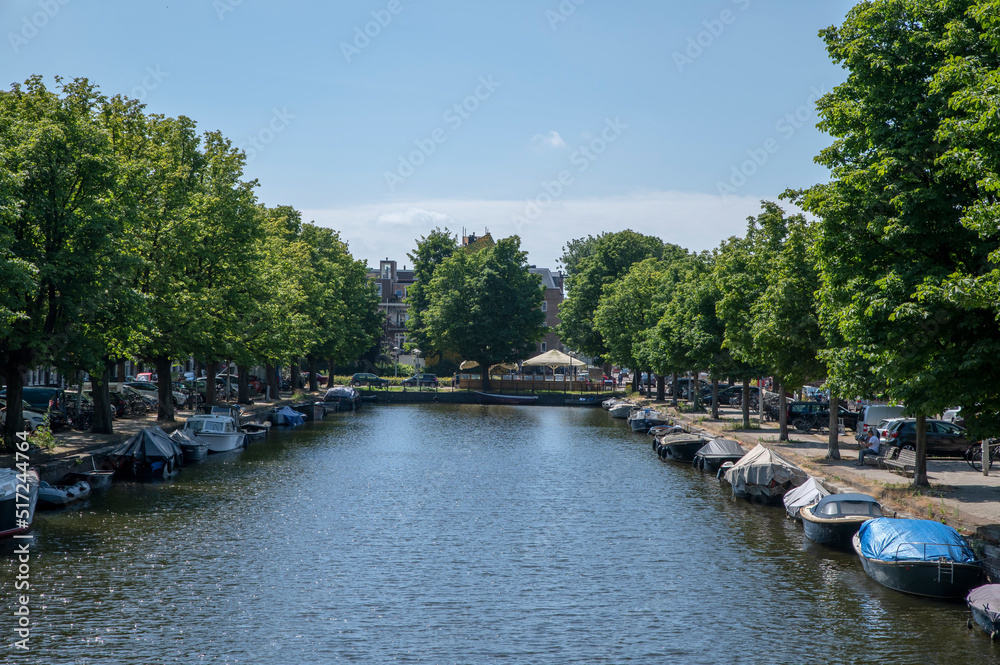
xmin=392 ymin=345 xmax=400 ymax=377
xmin=412 ymin=348 xmax=421 ymax=370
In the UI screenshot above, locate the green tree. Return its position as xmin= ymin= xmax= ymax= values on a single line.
xmin=405 ymin=228 xmax=458 ymax=360
xmin=0 ymin=76 xmax=125 ymax=448
xmin=423 ymin=236 xmax=545 ymax=390
xmin=558 ymin=230 xmax=668 ymax=358
xmin=799 ymin=0 xmax=1000 ymax=484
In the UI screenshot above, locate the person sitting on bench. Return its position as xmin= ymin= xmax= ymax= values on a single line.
xmin=857 ymin=432 xmax=881 ymax=466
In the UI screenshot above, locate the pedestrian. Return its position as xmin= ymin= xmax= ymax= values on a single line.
xmin=857 ymin=430 xmax=881 ymax=466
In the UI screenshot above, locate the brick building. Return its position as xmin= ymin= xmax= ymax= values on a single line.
xmin=529 ymin=268 xmax=564 ymax=354
xmin=368 ymin=259 xmax=416 ymax=351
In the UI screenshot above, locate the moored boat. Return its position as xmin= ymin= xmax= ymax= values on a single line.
xmin=967 ymin=585 xmax=1000 ymax=641
xmin=565 ymin=395 xmax=604 ymax=407
xmin=324 ymin=386 xmax=362 ymax=411
xmin=608 ymin=402 xmax=635 ymax=418
xmin=800 ymin=493 xmax=883 ymax=549
xmin=107 ymin=427 xmax=184 ymax=480
xmin=475 ymin=391 xmax=539 ymax=405
xmin=271 ymin=405 xmax=305 ymax=426
xmin=853 ymin=518 xmax=983 ymax=599
xmin=722 ymin=444 xmax=807 ymax=504
xmin=181 ymin=414 xmax=247 ymax=453
xmin=656 ymin=433 xmax=712 ymax=462
xmin=0 ymin=468 xmax=39 ymax=538
xmin=693 ymin=438 xmax=746 ymax=472
xmin=170 ymin=429 xmax=210 ymax=462
xmin=37 ymin=480 xmax=91 ymax=508
xmin=627 ymin=407 xmax=668 ymax=433
xmin=782 ymin=476 xmax=830 ymax=520
xmin=241 ymin=421 xmax=270 ymax=443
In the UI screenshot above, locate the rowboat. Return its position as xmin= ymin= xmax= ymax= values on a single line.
xmin=475 ymin=392 xmax=539 ymax=405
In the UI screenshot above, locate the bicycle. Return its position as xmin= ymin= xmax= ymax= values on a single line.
xmin=965 ymin=440 xmax=1000 ymax=472
xmin=793 ymin=413 xmax=826 ymax=433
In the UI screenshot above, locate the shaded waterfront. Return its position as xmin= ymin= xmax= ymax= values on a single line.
xmin=2 ymin=405 xmax=997 ymax=664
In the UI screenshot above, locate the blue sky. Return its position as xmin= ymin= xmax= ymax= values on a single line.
xmin=2 ymin=0 xmax=857 ymax=269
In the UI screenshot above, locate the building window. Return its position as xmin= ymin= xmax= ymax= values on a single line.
xmin=375 ymin=283 xmax=382 ymax=296
xmin=540 ymin=342 xmax=547 ymax=352
xmin=540 ymin=301 xmax=547 ymax=312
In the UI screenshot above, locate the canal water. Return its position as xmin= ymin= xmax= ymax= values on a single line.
xmin=1 ymin=405 xmax=997 ymax=664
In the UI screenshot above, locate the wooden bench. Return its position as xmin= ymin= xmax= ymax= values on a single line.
xmin=881 ymin=448 xmax=916 ymax=476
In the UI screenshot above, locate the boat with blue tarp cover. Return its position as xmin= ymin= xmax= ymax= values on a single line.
xmin=967 ymin=584 xmax=1000 ymax=641
xmin=800 ymin=493 xmax=883 ymax=549
xmin=271 ymin=405 xmax=305 ymax=426
xmin=853 ymin=518 xmax=983 ymax=599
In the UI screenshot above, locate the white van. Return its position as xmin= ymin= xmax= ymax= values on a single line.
xmin=856 ymin=404 xmax=906 ymax=442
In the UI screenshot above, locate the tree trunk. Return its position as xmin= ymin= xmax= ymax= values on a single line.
xmin=655 ymin=374 xmax=665 ymax=402
xmin=826 ymin=393 xmax=840 ymax=459
xmin=778 ymin=381 xmax=788 ymax=442
xmin=266 ymin=363 xmax=279 ymax=401
xmin=711 ymin=377 xmax=719 ymax=420
xmin=913 ymin=414 xmax=929 ymax=487
xmin=326 ymin=358 xmax=336 ymax=388
xmin=670 ymin=373 xmax=678 ymax=407
xmin=1 ymin=354 xmax=27 ymax=451
xmin=631 ymin=369 xmax=638 ymax=393
xmin=291 ymin=360 xmax=302 ymax=392
xmin=693 ymin=371 xmax=701 ymax=410
xmin=237 ymin=365 xmax=250 ymax=404
xmin=116 ymin=359 xmax=126 ymax=383
xmin=308 ymin=356 xmax=319 ymax=392
xmin=206 ymin=361 xmax=218 ymax=404
xmin=742 ymin=379 xmax=750 ymax=429
xmin=91 ymin=360 xmax=115 ymax=434
xmin=480 ymin=363 xmax=490 ymax=392
xmin=155 ymin=356 xmax=175 ymax=421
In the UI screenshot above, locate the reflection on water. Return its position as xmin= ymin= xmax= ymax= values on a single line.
xmin=1 ymin=404 xmax=997 ymax=664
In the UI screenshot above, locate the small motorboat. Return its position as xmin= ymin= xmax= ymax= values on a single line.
xmin=628 ymin=407 xmax=668 ymax=433
xmin=107 ymin=427 xmax=184 ymax=480
xmin=967 ymin=584 xmax=1000 ymax=641
xmin=325 ymin=386 xmax=363 ymax=410
xmin=602 ymin=397 xmax=622 ymax=409
xmin=723 ymin=444 xmax=807 ymax=505
xmin=69 ymin=457 xmax=114 ymax=490
xmin=37 ymin=480 xmax=91 ymax=509
xmin=565 ymin=395 xmax=604 ymax=407
xmin=608 ymin=402 xmax=635 ymax=419
xmin=271 ymin=405 xmax=305 ymax=426
xmin=241 ymin=421 xmax=270 ymax=443
xmin=783 ymin=477 xmax=830 ymax=520
xmin=648 ymin=424 xmax=684 ymax=438
xmin=656 ymin=433 xmax=712 ymax=462
xmin=800 ymin=493 xmax=883 ymax=549
xmin=0 ymin=468 xmax=39 ymax=538
xmin=693 ymin=438 xmax=746 ymax=472
xmin=854 ymin=518 xmax=983 ymax=599
xmin=475 ymin=391 xmax=539 ymax=406
xmin=291 ymin=402 xmax=326 ymax=421
xmin=181 ymin=414 xmax=247 ymax=453
xmin=170 ymin=429 xmax=210 ymax=463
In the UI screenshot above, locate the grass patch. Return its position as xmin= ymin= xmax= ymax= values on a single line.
xmin=723 ymin=421 xmax=762 ymax=431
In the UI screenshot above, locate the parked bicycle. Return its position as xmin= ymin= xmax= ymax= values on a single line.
xmin=793 ymin=413 xmax=826 ymax=433
xmin=965 ymin=439 xmax=1000 ymax=472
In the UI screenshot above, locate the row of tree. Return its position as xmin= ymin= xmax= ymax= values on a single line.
xmin=0 ymin=76 xmax=382 ymax=449
xmin=558 ymin=0 xmax=1000 ymax=487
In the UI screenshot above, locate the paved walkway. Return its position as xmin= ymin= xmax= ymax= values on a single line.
xmin=657 ymin=402 xmax=1000 ymax=537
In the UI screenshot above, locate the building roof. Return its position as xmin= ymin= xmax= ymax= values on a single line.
xmin=529 ymin=268 xmax=560 ymax=290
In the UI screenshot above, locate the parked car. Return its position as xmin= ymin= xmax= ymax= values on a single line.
xmin=786 ymin=401 xmax=860 ymax=431
xmin=350 ymin=372 xmax=390 ymax=388
xmin=855 ymin=404 xmax=907 ymax=443
xmin=402 ymin=373 xmax=439 ymax=388
xmin=0 ymin=387 xmax=67 ymax=429
xmin=881 ymin=418 xmax=970 ymax=457
xmin=706 ymin=385 xmax=759 ymax=405
xmin=121 ymin=381 xmax=186 ymax=408
xmin=135 ymin=372 xmax=157 ymax=383
xmin=0 ymin=398 xmax=47 ymax=431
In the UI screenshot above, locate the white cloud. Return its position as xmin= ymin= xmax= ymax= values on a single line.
xmin=531 ymin=130 xmax=566 ymax=149
xmin=303 ymin=190 xmax=775 ymax=270
xmin=375 ymin=207 xmax=453 ymax=226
